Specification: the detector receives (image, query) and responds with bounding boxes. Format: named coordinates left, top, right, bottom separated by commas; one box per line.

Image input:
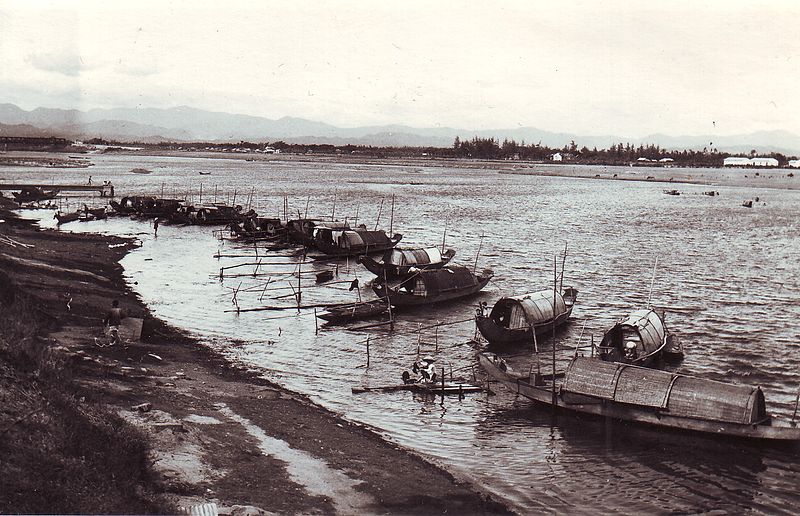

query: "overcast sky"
left=1, top=0, right=798, bottom=137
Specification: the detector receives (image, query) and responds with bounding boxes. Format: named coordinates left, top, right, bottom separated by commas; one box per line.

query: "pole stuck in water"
left=552, top=253, right=557, bottom=404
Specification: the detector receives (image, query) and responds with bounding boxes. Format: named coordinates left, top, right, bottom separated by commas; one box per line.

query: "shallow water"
left=9, top=154, right=800, bottom=513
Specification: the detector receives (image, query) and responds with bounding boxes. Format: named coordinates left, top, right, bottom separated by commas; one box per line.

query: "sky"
left=1, top=0, right=799, bottom=137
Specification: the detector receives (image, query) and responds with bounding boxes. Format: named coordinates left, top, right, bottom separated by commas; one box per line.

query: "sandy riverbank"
left=98, top=148, right=800, bottom=191
left=0, top=199, right=509, bottom=515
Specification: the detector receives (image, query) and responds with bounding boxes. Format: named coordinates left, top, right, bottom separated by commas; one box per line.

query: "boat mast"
left=559, top=242, right=568, bottom=292
left=473, top=233, right=484, bottom=273
left=646, top=257, right=659, bottom=309
left=331, top=190, right=336, bottom=221
left=389, top=194, right=395, bottom=235
left=304, top=195, right=310, bottom=219
left=374, top=197, right=384, bottom=230
left=441, top=218, right=447, bottom=254
left=552, top=253, right=557, bottom=404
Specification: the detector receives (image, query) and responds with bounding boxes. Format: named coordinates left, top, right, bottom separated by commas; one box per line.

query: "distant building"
left=724, top=157, right=751, bottom=167
left=658, top=157, right=674, bottom=163
left=551, top=152, right=563, bottom=162
left=724, top=156, right=778, bottom=167
left=750, top=157, right=779, bottom=167
left=789, top=159, right=800, bottom=168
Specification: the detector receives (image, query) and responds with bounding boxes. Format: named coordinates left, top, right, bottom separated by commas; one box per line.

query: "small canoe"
left=317, top=299, right=389, bottom=324
left=352, top=382, right=483, bottom=395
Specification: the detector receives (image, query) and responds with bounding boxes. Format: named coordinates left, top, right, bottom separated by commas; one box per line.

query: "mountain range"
left=1, top=103, right=798, bottom=155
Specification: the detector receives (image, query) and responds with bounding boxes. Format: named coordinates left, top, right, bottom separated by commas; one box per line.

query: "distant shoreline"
left=4, top=149, right=799, bottom=191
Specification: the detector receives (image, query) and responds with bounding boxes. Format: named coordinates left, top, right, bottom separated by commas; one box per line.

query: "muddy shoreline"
left=0, top=198, right=510, bottom=514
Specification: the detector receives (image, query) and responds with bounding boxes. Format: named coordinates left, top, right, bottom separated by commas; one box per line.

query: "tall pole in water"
left=552, top=253, right=557, bottom=404
left=389, top=194, right=395, bottom=235
left=199, top=183, right=203, bottom=204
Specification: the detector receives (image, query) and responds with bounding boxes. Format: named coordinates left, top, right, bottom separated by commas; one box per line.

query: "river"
left=9, top=153, right=800, bottom=513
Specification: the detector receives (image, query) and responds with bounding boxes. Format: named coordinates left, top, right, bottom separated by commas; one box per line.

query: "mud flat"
left=0, top=197, right=509, bottom=515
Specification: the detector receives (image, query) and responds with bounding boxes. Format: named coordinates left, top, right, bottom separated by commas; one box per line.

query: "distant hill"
left=0, top=103, right=798, bottom=155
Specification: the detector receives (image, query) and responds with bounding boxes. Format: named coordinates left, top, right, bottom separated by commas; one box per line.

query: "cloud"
left=26, top=52, right=89, bottom=77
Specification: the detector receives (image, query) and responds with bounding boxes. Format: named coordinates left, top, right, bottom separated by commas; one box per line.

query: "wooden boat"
left=110, top=196, right=182, bottom=217
left=228, top=217, right=285, bottom=241
left=198, top=171, right=212, bottom=175
left=742, top=199, right=754, bottom=208
left=480, top=353, right=800, bottom=441
left=54, top=211, right=80, bottom=225
left=13, top=187, right=60, bottom=203
left=171, top=203, right=242, bottom=225
left=313, top=226, right=402, bottom=257
left=663, top=189, right=680, bottom=196
left=372, top=265, right=493, bottom=307
left=79, top=207, right=107, bottom=222
left=357, top=247, right=456, bottom=279
left=130, top=168, right=152, bottom=174
left=286, top=219, right=349, bottom=247
left=55, top=207, right=106, bottom=224
left=317, top=299, right=390, bottom=324
left=475, top=287, right=578, bottom=346
left=352, top=382, right=483, bottom=395
left=597, top=308, right=675, bottom=367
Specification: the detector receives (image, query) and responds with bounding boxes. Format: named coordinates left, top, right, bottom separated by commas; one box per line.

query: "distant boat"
left=475, top=287, right=578, bottom=347
left=130, top=168, right=152, bottom=174
left=742, top=199, right=754, bottom=208
left=663, top=189, right=680, bottom=196
left=372, top=265, right=493, bottom=307
left=357, top=247, right=456, bottom=279
left=198, top=171, right=212, bottom=175
left=480, top=353, right=800, bottom=441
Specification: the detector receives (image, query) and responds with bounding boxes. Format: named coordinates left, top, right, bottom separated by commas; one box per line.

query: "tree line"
left=85, top=137, right=797, bottom=166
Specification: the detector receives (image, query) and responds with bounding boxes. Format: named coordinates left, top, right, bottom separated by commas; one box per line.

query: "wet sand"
left=0, top=197, right=509, bottom=514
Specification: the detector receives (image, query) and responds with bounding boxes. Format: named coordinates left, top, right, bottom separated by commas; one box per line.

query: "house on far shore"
left=658, top=157, right=674, bottom=163
left=788, top=159, right=800, bottom=168
left=551, top=152, right=563, bottom=162
left=724, top=157, right=752, bottom=167
left=751, top=157, right=779, bottom=167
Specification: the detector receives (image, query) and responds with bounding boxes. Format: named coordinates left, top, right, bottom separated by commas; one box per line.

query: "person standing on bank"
left=153, top=217, right=160, bottom=237
left=103, top=299, right=125, bottom=345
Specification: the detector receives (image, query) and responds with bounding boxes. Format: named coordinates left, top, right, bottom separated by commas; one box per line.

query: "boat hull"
left=479, top=354, right=800, bottom=441
left=373, top=276, right=491, bottom=307
left=476, top=305, right=574, bottom=346
left=357, top=249, right=454, bottom=279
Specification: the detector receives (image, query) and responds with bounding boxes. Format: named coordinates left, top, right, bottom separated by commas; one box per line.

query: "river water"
left=9, top=154, right=800, bottom=513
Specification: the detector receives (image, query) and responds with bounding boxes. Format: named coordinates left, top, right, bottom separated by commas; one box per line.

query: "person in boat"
left=624, top=340, right=638, bottom=361
left=476, top=301, right=488, bottom=317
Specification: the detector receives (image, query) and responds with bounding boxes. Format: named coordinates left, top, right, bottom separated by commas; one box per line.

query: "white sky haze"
left=1, top=0, right=798, bottom=137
